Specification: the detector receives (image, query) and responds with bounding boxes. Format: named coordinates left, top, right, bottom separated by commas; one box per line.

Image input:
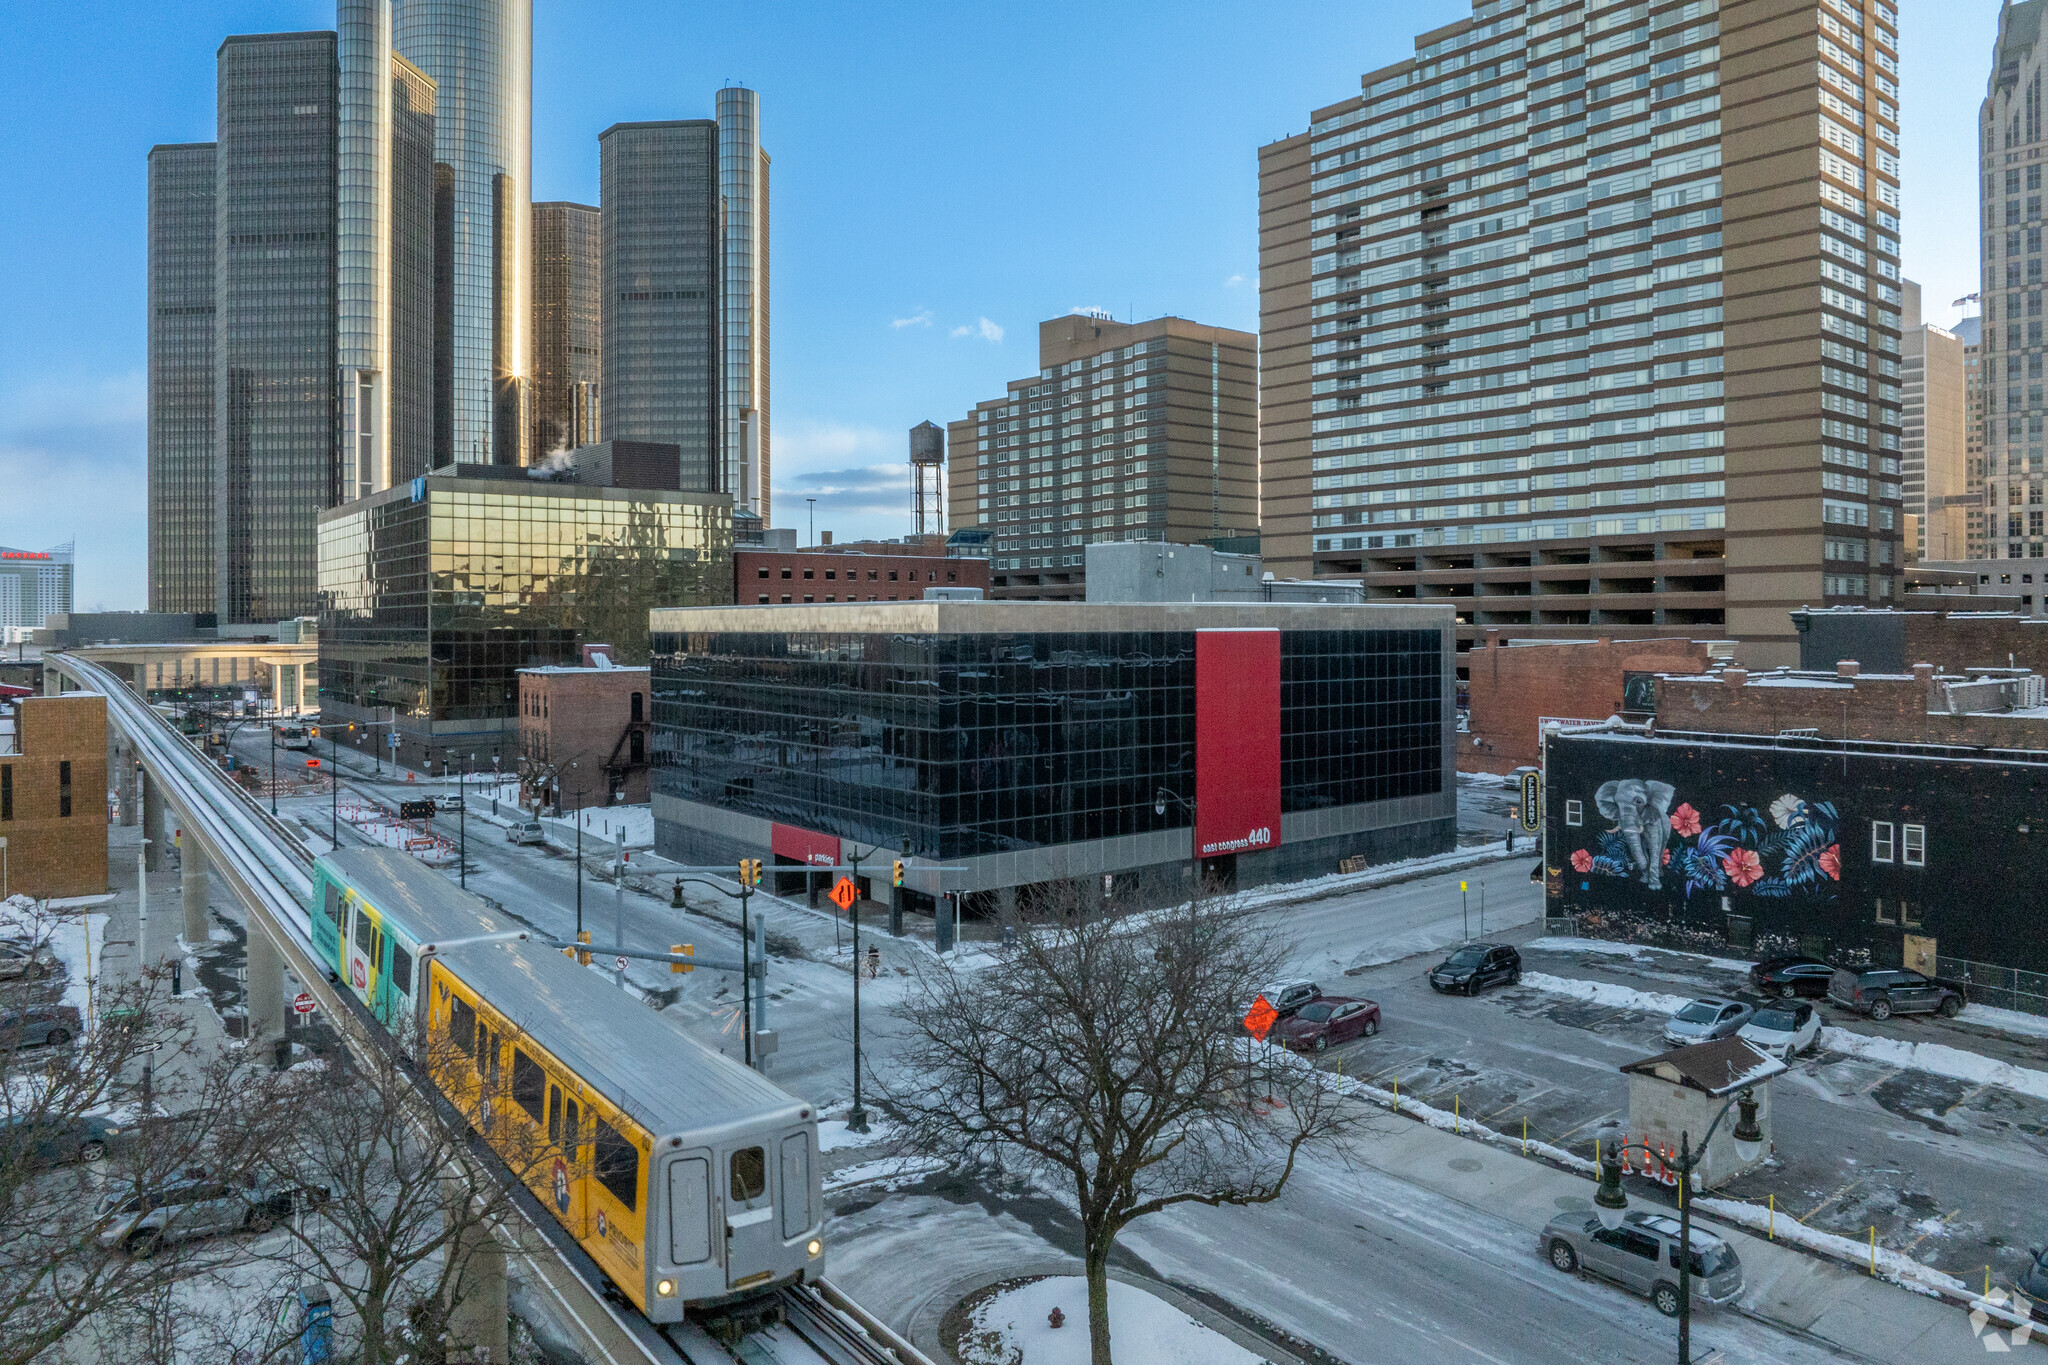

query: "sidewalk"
left=1352, top=1096, right=2026, bottom=1361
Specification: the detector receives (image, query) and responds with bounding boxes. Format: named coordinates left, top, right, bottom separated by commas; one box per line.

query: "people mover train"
left=303, top=847, right=823, bottom=1326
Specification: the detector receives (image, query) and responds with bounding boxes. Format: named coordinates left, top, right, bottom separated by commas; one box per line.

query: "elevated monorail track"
left=47, top=654, right=924, bottom=1365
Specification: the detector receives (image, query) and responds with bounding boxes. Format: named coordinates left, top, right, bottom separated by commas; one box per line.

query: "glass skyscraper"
left=395, top=0, right=532, bottom=468
left=531, top=200, right=602, bottom=456
left=215, top=32, right=339, bottom=624
left=147, top=142, right=218, bottom=615
left=717, top=87, right=769, bottom=520
left=600, top=121, right=722, bottom=491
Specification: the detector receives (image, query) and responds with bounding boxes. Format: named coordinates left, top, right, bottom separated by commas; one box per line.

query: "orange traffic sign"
left=830, top=876, right=858, bottom=911
left=1244, top=994, right=1278, bottom=1042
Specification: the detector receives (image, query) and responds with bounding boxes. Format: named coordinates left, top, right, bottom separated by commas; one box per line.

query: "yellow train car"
left=309, top=848, right=824, bottom=1323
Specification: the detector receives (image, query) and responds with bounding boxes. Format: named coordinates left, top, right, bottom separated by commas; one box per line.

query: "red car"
left=1273, top=996, right=1380, bottom=1052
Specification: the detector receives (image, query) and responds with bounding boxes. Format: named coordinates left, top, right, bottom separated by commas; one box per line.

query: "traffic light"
left=752, top=858, right=764, bottom=885
left=309, top=727, right=320, bottom=738
left=738, top=858, right=762, bottom=886
left=575, top=930, right=592, bottom=966
left=892, top=859, right=905, bottom=887
left=670, top=944, right=695, bottom=974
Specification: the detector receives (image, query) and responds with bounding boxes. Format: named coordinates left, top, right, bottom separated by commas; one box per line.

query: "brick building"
left=1463, top=634, right=1732, bottom=775
left=1793, top=605, right=2048, bottom=674
left=516, top=654, right=652, bottom=812
left=1653, top=660, right=2048, bottom=750
left=0, top=692, right=109, bottom=898
left=735, top=545, right=989, bottom=605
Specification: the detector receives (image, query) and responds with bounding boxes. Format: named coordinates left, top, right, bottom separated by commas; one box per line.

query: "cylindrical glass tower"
left=397, top=0, right=531, bottom=466
left=718, top=86, right=768, bottom=516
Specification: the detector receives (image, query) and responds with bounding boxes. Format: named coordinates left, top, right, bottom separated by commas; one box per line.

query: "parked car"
left=98, top=1174, right=327, bottom=1258
left=506, top=819, right=547, bottom=846
left=1541, top=1209, right=1743, bottom=1316
left=1747, top=955, right=1835, bottom=999
left=435, top=793, right=465, bottom=812
left=1828, top=966, right=1964, bottom=1021
left=2021, top=1244, right=2048, bottom=1321
left=2, top=1112, right=128, bottom=1168
left=1252, top=981, right=1323, bottom=1020
left=1428, top=943, right=1521, bottom=995
left=0, top=939, right=58, bottom=981
left=1661, top=997, right=1755, bottom=1048
left=1274, top=997, right=1381, bottom=1052
left=1737, top=1000, right=1821, bottom=1059
left=0, top=1004, right=81, bottom=1050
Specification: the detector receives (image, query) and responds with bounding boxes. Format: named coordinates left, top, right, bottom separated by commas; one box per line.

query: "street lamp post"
left=460, top=754, right=472, bottom=889
left=844, top=841, right=880, bottom=1133
left=269, top=714, right=278, bottom=816
left=1593, top=1089, right=1764, bottom=1365
left=1154, top=787, right=1199, bottom=894
left=571, top=783, right=587, bottom=938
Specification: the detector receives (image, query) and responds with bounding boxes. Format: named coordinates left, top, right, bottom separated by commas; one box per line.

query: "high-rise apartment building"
left=1901, top=281, right=1969, bottom=562
left=215, top=32, right=339, bottom=624
left=717, top=87, right=770, bottom=520
left=337, top=0, right=438, bottom=501
left=946, top=314, right=1258, bottom=601
left=1262, top=0, right=1904, bottom=662
left=146, top=143, right=218, bottom=615
left=600, top=121, right=722, bottom=491
left=532, top=201, right=602, bottom=456
left=395, top=0, right=531, bottom=467
left=1960, top=314, right=1988, bottom=556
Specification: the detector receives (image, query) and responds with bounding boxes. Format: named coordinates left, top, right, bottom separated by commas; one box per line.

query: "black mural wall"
left=1543, top=733, right=2048, bottom=982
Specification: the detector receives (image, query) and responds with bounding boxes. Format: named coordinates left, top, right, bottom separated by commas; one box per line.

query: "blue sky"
left=0, top=0, right=2002, bottom=610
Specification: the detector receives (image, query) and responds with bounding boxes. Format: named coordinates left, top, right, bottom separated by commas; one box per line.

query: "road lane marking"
left=1550, top=1108, right=1621, bottom=1146
left=1800, top=1174, right=1869, bottom=1223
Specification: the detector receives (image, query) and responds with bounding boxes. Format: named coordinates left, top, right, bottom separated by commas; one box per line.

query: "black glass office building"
left=215, top=32, right=339, bottom=625
left=318, top=466, right=732, bottom=769
left=600, top=121, right=722, bottom=491
left=147, top=142, right=219, bottom=616
left=648, top=602, right=1456, bottom=904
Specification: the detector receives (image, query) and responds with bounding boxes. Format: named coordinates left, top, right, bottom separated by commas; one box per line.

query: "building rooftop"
left=651, top=600, right=1457, bottom=635
left=1620, top=1036, right=1786, bottom=1096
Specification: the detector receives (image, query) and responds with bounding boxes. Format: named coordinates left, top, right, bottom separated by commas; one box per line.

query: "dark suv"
left=1429, top=943, right=1522, bottom=995
left=1828, top=966, right=1963, bottom=1021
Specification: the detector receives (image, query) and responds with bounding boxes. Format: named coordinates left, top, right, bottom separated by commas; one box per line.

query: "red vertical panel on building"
left=1195, top=629, right=1281, bottom=859
left=771, top=822, right=840, bottom=866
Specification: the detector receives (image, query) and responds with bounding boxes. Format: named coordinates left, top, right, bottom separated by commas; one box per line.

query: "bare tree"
left=885, top=886, right=1360, bottom=1365
left=0, top=956, right=243, bottom=1365
left=230, top=1018, right=555, bottom=1365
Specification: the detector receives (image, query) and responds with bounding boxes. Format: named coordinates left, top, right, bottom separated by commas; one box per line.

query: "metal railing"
left=1937, top=955, right=2048, bottom=1018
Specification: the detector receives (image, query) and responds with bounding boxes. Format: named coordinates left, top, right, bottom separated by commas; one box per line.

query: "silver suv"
left=1540, top=1209, right=1743, bottom=1317
left=97, top=1174, right=323, bottom=1258
left=506, top=818, right=547, bottom=846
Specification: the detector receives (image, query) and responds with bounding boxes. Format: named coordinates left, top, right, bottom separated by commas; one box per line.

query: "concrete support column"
left=443, top=1179, right=509, bottom=1365
left=117, top=747, right=138, bottom=828
left=245, top=919, right=286, bottom=1064
left=141, top=770, right=164, bottom=873
left=181, top=839, right=210, bottom=947
left=996, top=885, right=1019, bottom=918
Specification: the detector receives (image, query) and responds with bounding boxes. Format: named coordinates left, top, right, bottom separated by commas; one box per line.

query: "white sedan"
left=1737, top=999, right=1822, bottom=1059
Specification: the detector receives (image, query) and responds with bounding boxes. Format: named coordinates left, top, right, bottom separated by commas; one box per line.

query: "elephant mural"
left=1595, top=778, right=1676, bottom=890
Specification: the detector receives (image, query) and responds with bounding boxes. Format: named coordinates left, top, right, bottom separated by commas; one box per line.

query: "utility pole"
left=740, top=865, right=753, bottom=1067
left=847, top=843, right=873, bottom=1133
left=612, top=827, right=626, bottom=989
left=269, top=714, right=278, bottom=816
left=573, top=788, right=586, bottom=937
left=460, top=754, right=471, bottom=889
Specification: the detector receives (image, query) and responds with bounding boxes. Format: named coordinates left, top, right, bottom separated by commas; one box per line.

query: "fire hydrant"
left=1047, top=1307, right=1065, bottom=1329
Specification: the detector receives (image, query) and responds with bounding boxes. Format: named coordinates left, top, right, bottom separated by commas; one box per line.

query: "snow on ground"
left=822, top=1155, right=948, bottom=1193
left=1519, top=970, right=1696, bottom=1016
left=958, top=1276, right=1262, bottom=1365
left=1230, top=839, right=1525, bottom=913
left=1524, top=936, right=1755, bottom=975
left=1958, top=1003, right=2048, bottom=1040
left=818, top=1117, right=898, bottom=1152
left=544, top=804, right=652, bottom=850
left=1, top=894, right=108, bottom=1023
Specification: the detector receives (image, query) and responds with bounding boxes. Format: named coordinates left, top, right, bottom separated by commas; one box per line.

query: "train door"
left=723, top=1145, right=774, bottom=1289
left=344, top=904, right=380, bottom=1007
left=665, top=1153, right=713, bottom=1269
left=382, top=930, right=417, bottom=1030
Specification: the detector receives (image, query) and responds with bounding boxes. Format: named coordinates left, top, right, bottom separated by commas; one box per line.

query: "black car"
left=1429, top=943, right=1521, bottom=995
left=1748, top=956, right=1835, bottom=999
left=1827, top=966, right=1964, bottom=1021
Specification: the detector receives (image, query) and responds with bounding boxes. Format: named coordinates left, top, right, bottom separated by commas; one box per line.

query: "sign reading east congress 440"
left=1194, top=629, right=1282, bottom=860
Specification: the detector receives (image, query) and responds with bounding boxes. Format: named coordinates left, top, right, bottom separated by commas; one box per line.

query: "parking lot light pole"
left=460, top=754, right=471, bottom=889
left=572, top=785, right=587, bottom=937
left=1593, top=1089, right=1763, bottom=1365
left=845, top=842, right=878, bottom=1134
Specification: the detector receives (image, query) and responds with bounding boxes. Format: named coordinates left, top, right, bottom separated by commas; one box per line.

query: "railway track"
left=50, top=654, right=922, bottom=1365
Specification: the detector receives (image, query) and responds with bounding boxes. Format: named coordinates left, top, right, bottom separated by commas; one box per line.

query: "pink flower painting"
left=1818, top=844, right=1841, bottom=880
left=1721, top=848, right=1764, bottom=888
left=1669, top=803, right=1702, bottom=837
left=1571, top=849, right=1594, bottom=874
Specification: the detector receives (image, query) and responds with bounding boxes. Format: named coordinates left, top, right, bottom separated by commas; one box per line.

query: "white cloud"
left=949, top=316, right=1004, bottom=342
left=890, top=308, right=934, bottom=329
left=1223, top=273, right=1246, bottom=288
left=0, top=371, right=148, bottom=611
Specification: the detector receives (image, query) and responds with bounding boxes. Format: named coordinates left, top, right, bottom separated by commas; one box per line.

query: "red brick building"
left=1463, top=633, right=1732, bottom=774
left=0, top=692, right=108, bottom=898
left=516, top=658, right=651, bottom=812
left=735, top=545, right=989, bottom=605
left=1653, top=660, right=2048, bottom=749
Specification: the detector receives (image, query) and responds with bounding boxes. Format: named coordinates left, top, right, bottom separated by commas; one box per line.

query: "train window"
left=729, top=1147, right=766, bottom=1202
left=594, top=1119, right=639, bottom=1210
left=449, top=997, right=477, bottom=1059
left=667, top=1158, right=710, bottom=1264
left=511, top=1050, right=545, bottom=1122
left=480, top=1028, right=499, bottom=1081
left=547, top=1087, right=562, bottom=1143
left=780, top=1135, right=811, bottom=1238
left=322, top=885, right=342, bottom=931
left=564, top=1099, right=580, bottom=1153
left=390, top=945, right=412, bottom=996
left=353, top=907, right=373, bottom=952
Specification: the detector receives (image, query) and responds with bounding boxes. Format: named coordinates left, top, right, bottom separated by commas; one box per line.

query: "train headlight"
left=656, top=1278, right=677, bottom=1297
left=807, top=1238, right=823, bottom=1259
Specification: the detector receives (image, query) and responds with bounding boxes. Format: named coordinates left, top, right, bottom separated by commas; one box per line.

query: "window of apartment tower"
left=803, top=569, right=813, bottom=579
left=868, top=571, right=878, bottom=581
left=630, top=692, right=643, bottom=723
left=781, top=568, right=792, bottom=579
left=758, top=567, right=769, bottom=578
left=889, top=571, right=899, bottom=581
left=58, top=761, right=71, bottom=818
left=825, top=570, right=836, bottom=580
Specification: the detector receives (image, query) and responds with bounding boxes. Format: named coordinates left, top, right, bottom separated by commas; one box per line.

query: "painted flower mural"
left=1572, top=786, right=1841, bottom=902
